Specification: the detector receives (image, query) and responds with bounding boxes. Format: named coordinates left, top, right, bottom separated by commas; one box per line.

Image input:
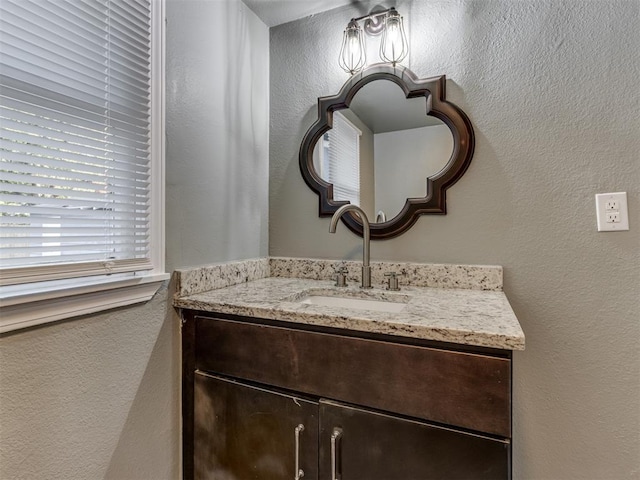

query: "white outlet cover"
left=596, top=192, right=630, bottom=232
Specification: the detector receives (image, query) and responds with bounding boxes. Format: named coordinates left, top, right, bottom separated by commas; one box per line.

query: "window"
left=320, top=112, right=361, bottom=205
left=0, top=0, right=167, bottom=332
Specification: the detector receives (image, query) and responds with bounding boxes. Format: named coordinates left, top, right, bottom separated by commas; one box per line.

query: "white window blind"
left=0, top=0, right=154, bottom=286
left=322, top=111, right=361, bottom=205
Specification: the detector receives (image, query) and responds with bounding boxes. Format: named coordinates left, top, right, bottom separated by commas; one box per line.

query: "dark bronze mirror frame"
left=299, top=64, right=475, bottom=239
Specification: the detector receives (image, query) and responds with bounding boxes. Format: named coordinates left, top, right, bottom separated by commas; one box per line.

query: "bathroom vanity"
left=174, top=57, right=512, bottom=480
left=175, top=258, right=524, bottom=480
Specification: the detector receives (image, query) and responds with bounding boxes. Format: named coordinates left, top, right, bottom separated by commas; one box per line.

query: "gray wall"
left=166, top=0, right=269, bottom=271
left=374, top=124, right=453, bottom=218
left=0, top=286, right=180, bottom=480
left=0, top=1, right=270, bottom=478
left=270, top=1, right=639, bottom=478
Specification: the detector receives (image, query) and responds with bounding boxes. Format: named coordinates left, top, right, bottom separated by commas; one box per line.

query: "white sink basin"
left=299, top=294, right=407, bottom=313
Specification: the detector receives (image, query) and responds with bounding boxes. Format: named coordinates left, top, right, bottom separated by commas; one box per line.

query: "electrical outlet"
left=606, top=212, right=620, bottom=223
left=596, top=192, right=629, bottom=231
left=605, top=199, right=619, bottom=211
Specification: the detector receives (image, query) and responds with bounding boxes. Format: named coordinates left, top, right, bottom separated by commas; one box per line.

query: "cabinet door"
left=319, top=400, right=509, bottom=480
left=194, top=372, right=319, bottom=480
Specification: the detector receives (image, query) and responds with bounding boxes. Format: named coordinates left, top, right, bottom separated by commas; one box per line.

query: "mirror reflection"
left=313, top=80, right=453, bottom=222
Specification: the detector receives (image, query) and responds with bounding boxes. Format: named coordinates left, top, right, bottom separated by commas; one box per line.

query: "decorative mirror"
left=299, top=64, right=475, bottom=239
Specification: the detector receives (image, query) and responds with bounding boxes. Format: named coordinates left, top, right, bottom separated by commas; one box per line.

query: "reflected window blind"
left=0, top=0, right=153, bottom=286
left=323, top=112, right=361, bottom=205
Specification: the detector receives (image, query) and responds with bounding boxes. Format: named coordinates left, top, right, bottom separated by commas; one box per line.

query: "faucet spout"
left=329, top=204, right=372, bottom=289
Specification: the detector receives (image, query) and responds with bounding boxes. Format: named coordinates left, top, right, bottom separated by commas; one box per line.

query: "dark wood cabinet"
left=194, top=373, right=318, bottom=480
left=318, top=400, right=509, bottom=480
left=182, top=312, right=513, bottom=480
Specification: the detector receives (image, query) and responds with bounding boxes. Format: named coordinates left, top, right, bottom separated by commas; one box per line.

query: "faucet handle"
left=335, top=267, right=348, bottom=287
left=384, top=272, right=400, bottom=291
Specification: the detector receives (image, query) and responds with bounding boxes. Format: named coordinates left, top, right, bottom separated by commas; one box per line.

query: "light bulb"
left=339, top=20, right=366, bottom=74
left=387, top=21, right=400, bottom=43
left=380, top=8, right=408, bottom=65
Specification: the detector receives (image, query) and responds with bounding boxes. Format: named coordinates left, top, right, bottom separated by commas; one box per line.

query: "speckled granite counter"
left=174, top=257, right=525, bottom=350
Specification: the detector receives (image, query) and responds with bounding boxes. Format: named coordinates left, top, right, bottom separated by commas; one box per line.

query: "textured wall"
left=166, top=0, right=270, bottom=271
left=270, top=1, right=640, bottom=478
left=0, top=285, right=181, bottom=480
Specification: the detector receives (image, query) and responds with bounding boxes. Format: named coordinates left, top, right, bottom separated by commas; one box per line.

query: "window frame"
left=0, top=0, right=168, bottom=333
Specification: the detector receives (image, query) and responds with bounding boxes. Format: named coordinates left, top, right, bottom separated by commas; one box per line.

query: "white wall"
left=0, top=1, right=270, bottom=478
left=269, top=1, right=640, bottom=478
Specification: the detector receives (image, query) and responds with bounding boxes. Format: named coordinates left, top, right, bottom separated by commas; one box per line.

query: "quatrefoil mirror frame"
left=299, top=64, right=475, bottom=239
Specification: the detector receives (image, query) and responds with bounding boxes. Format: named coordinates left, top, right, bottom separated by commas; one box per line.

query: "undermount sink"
left=299, top=294, right=408, bottom=313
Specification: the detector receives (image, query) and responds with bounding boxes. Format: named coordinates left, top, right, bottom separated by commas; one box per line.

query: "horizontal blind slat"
left=0, top=203, right=148, bottom=220
left=1, top=126, right=149, bottom=162
left=1, top=35, right=151, bottom=101
left=0, top=115, right=150, bottom=157
left=109, top=17, right=150, bottom=55
left=0, top=162, right=149, bottom=191
left=0, top=63, right=151, bottom=121
left=1, top=27, right=108, bottom=73
left=1, top=123, right=150, bottom=164
left=0, top=105, right=150, bottom=152
left=0, top=170, right=149, bottom=196
left=0, top=176, right=146, bottom=202
left=2, top=233, right=149, bottom=246
left=0, top=258, right=153, bottom=285
left=0, top=85, right=149, bottom=138
left=1, top=225, right=148, bottom=235
left=0, top=4, right=109, bottom=51
left=2, top=240, right=149, bottom=252
left=1, top=83, right=150, bottom=136
left=1, top=148, right=151, bottom=179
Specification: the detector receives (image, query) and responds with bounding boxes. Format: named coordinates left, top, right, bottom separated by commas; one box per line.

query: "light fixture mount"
left=362, top=8, right=388, bottom=35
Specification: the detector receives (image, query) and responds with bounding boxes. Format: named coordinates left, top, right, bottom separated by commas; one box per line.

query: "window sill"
left=0, top=273, right=170, bottom=334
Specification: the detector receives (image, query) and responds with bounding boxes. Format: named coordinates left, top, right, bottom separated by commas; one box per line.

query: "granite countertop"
left=174, top=259, right=525, bottom=351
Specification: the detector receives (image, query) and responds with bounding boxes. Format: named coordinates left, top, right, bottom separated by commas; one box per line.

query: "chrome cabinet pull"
left=330, top=427, right=342, bottom=480
left=294, top=424, right=305, bottom=479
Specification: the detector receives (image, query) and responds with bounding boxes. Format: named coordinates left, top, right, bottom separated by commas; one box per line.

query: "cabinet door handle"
left=294, top=423, right=305, bottom=480
left=330, top=427, right=342, bottom=480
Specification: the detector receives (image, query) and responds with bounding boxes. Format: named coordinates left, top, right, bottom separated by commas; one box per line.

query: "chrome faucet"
left=329, top=204, right=372, bottom=289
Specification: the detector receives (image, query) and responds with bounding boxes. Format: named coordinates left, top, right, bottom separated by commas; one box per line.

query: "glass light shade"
left=380, top=9, right=408, bottom=65
left=339, top=20, right=366, bottom=74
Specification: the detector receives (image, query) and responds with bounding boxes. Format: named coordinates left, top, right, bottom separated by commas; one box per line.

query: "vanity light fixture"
left=338, top=7, right=409, bottom=75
